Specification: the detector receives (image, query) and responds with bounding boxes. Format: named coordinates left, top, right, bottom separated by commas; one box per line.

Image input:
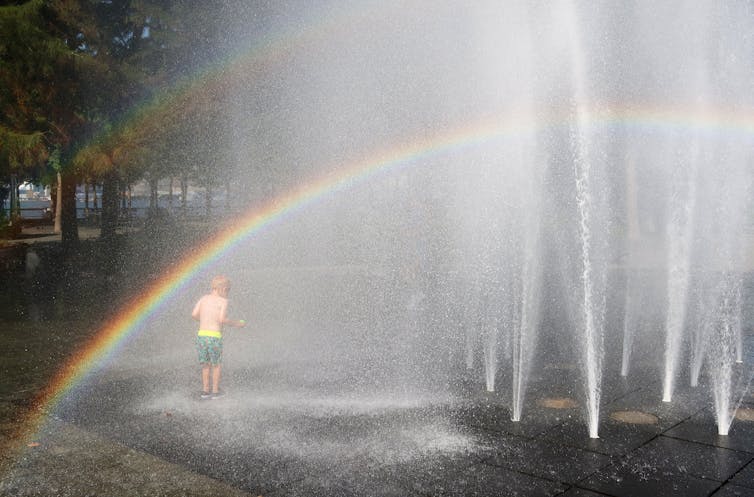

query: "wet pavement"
left=1, top=341, right=752, bottom=497
left=0, top=231, right=753, bottom=496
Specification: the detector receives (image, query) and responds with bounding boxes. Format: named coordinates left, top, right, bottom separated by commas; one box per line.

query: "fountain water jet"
left=560, top=0, right=608, bottom=439
left=662, top=157, right=698, bottom=402
left=620, top=158, right=641, bottom=378
left=218, top=0, right=754, bottom=440
left=510, top=181, right=544, bottom=421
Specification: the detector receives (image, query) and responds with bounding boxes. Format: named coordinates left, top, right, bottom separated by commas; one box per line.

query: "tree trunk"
left=149, top=177, right=158, bottom=215
left=91, top=181, right=98, bottom=212
left=205, top=184, right=212, bottom=217
left=60, top=173, right=79, bottom=251
left=181, top=174, right=188, bottom=215
left=54, top=171, right=63, bottom=233
left=168, top=177, right=174, bottom=211
left=9, top=174, right=19, bottom=218
left=0, top=185, right=8, bottom=219
left=100, top=173, right=119, bottom=240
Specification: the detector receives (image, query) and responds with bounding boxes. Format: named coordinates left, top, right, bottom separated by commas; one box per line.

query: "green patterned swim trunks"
left=196, top=335, right=223, bottom=365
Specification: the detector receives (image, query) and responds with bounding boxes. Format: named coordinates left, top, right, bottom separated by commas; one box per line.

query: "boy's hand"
left=238, top=319, right=247, bottom=328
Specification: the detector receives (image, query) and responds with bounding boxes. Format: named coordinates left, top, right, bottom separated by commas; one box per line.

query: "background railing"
left=13, top=206, right=217, bottom=224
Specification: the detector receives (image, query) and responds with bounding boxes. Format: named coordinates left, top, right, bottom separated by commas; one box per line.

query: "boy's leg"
left=211, top=364, right=222, bottom=393
left=197, top=336, right=212, bottom=395
left=201, top=364, right=211, bottom=393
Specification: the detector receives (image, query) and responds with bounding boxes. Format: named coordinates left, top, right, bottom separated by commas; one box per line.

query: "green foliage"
left=0, top=1, right=84, bottom=170
left=47, top=145, right=61, bottom=172
left=1, top=0, right=247, bottom=208
left=0, top=126, right=47, bottom=175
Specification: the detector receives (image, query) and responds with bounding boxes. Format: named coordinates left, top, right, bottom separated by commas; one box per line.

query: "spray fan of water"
left=110, top=0, right=754, bottom=443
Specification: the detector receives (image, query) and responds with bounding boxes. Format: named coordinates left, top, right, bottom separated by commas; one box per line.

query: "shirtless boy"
left=192, top=275, right=246, bottom=399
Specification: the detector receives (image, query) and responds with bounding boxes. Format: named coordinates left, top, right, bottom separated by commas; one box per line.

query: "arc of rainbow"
left=17, top=105, right=754, bottom=446
left=85, top=1, right=389, bottom=156
left=17, top=115, right=519, bottom=443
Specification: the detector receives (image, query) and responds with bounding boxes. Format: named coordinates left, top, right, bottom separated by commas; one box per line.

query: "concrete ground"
left=0, top=315, right=260, bottom=497
left=5, top=222, right=136, bottom=246
left=1, top=329, right=752, bottom=496
left=0, top=226, right=753, bottom=496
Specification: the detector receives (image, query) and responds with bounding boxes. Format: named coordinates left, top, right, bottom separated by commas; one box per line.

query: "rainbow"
left=26, top=105, right=754, bottom=428
left=7, top=0, right=754, bottom=460
left=85, top=1, right=390, bottom=156
left=15, top=115, right=509, bottom=443
left=8, top=105, right=754, bottom=451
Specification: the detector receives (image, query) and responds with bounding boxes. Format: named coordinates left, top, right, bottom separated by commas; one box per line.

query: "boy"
left=192, top=275, right=246, bottom=399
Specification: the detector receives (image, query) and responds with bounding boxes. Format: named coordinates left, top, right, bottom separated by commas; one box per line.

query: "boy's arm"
left=191, top=298, right=202, bottom=321
left=219, top=299, right=246, bottom=328
left=224, top=318, right=247, bottom=328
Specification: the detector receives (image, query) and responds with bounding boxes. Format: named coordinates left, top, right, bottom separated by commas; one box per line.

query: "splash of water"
left=560, top=0, right=605, bottom=439
left=662, top=157, right=698, bottom=402
left=620, top=159, right=641, bottom=377
left=482, top=324, right=499, bottom=392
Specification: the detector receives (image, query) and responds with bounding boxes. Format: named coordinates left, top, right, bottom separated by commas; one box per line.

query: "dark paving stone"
left=219, top=454, right=311, bottom=495
left=579, top=463, right=721, bottom=497
left=474, top=431, right=612, bottom=483
left=541, top=415, right=659, bottom=456
left=277, top=473, right=415, bottom=497
left=664, top=408, right=754, bottom=454
left=628, top=436, right=752, bottom=481
left=408, top=461, right=567, bottom=497
left=577, top=435, right=752, bottom=497
left=730, top=460, right=754, bottom=489
left=295, top=455, right=434, bottom=497
left=449, top=398, right=573, bottom=439
left=381, top=453, right=478, bottom=494
left=597, top=368, right=663, bottom=406
left=603, top=381, right=710, bottom=431
left=710, top=483, right=754, bottom=497
left=557, top=488, right=614, bottom=497
left=335, top=469, right=423, bottom=497
left=39, top=356, right=754, bottom=497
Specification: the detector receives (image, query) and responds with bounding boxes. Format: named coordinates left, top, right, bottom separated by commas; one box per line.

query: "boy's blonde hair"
left=211, top=275, right=230, bottom=291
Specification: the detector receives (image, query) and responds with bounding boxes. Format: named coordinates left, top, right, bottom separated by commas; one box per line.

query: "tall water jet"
left=558, top=0, right=607, bottom=439
left=467, top=1, right=545, bottom=420
left=507, top=142, right=545, bottom=421
left=481, top=267, right=508, bottom=392
left=689, top=284, right=712, bottom=388
left=482, top=324, right=499, bottom=393
left=510, top=198, right=543, bottom=421
left=620, top=157, right=641, bottom=377
left=212, top=0, right=754, bottom=442
left=711, top=282, right=740, bottom=436
left=455, top=197, right=508, bottom=392
left=659, top=5, right=729, bottom=403
left=702, top=159, right=749, bottom=434
left=571, top=147, right=606, bottom=439
left=620, top=273, right=639, bottom=378
left=662, top=152, right=698, bottom=402
left=734, top=294, right=743, bottom=364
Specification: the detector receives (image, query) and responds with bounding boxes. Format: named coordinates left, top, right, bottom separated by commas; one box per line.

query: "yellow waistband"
left=198, top=329, right=222, bottom=338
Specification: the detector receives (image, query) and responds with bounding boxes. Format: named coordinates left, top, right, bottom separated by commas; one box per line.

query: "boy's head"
left=211, top=275, right=230, bottom=295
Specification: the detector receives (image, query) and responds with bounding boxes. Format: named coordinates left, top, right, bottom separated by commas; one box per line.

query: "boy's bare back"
left=192, top=293, right=228, bottom=332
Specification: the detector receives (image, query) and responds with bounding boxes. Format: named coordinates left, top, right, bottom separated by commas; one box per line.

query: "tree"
left=70, top=0, right=238, bottom=228
left=3, top=0, right=250, bottom=242
left=0, top=1, right=107, bottom=247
